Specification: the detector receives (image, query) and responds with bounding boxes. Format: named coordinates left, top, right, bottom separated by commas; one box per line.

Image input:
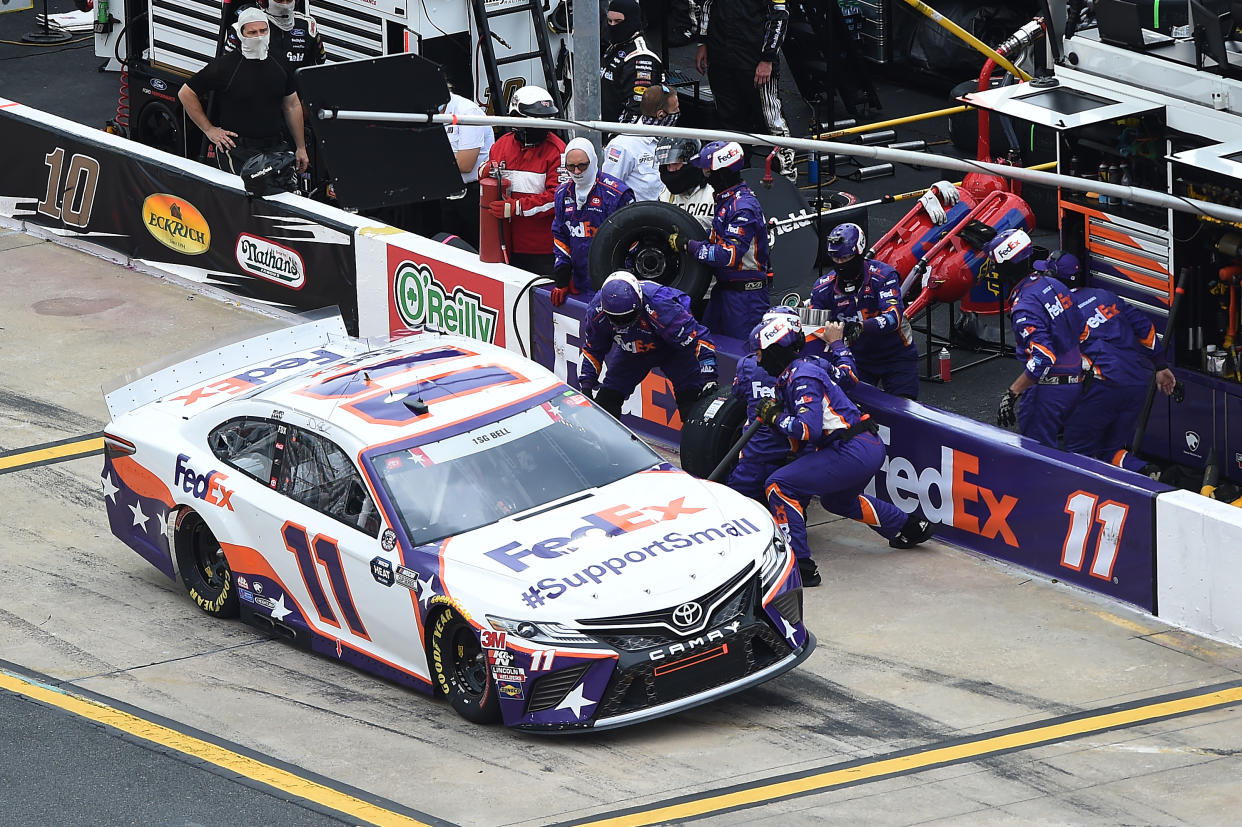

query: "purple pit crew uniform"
left=727, top=350, right=790, bottom=502
left=1007, top=273, right=1087, bottom=447
left=1064, top=286, right=1166, bottom=471
left=551, top=173, right=635, bottom=298
left=688, top=182, right=770, bottom=339
left=764, top=342, right=907, bottom=560
left=809, top=259, right=919, bottom=399
left=579, top=282, right=717, bottom=406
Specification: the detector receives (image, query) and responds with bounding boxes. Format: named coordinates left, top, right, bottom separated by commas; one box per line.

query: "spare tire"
left=588, top=201, right=712, bottom=300
left=679, top=385, right=748, bottom=479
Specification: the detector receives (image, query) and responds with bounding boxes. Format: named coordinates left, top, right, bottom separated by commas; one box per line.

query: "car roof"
left=250, top=334, right=564, bottom=451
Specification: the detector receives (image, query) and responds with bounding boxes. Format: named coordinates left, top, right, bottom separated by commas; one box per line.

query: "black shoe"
left=889, top=514, right=934, bottom=549
left=797, top=557, right=821, bottom=587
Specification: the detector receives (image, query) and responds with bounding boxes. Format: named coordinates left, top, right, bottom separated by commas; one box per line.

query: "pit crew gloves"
left=919, top=189, right=948, bottom=225
left=996, top=389, right=1018, bottom=427
left=488, top=199, right=522, bottom=219
left=551, top=264, right=575, bottom=306
left=757, top=397, right=783, bottom=426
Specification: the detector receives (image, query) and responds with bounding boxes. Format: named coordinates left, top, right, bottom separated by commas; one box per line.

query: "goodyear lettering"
left=174, top=454, right=235, bottom=511
left=873, top=425, right=1018, bottom=547
left=487, top=498, right=707, bottom=572
left=393, top=261, right=498, bottom=343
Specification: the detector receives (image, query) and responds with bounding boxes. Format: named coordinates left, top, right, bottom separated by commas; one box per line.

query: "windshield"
left=372, top=391, right=662, bottom=547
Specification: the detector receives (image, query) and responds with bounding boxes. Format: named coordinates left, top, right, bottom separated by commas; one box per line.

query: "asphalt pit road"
left=33, top=296, right=124, bottom=316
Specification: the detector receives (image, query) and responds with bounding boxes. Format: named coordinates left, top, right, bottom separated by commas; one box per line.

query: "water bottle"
left=1120, top=161, right=1132, bottom=206
left=1107, top=164, right=1121, bottom=206
left=938, top=347, right=951, bottom=382
left=1098, top=163, right=1109, bottom=204
left=808, top=154, right=819, bottom=185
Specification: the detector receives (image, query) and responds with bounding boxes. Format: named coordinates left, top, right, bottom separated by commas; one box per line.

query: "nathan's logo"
left=235, top=233, right=305, bottom=287
left=872, top=425, right=1018, bottom=547
left=393, top=261, right=498, bottom=342
left=142, top=194, right=210, bottom=255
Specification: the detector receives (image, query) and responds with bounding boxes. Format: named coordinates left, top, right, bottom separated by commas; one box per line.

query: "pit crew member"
left=656, top=137, right=715, bottom=228
left=990, top=229, right=1088, bottom=447
left=223, top=0, right=325, bottom=76
left=551, top=138, right=636, bottom=305
left=755, top=314, right=933, bottom=586
left=808, top=222, right=919, bottom=400
left=178, top=7, right=308, bottom=174
left=600, top=84, right=678, bottom=202
left=601, top=0, right=666, bottom=123
left=670, top=140, right=770, bottom=339
left=480, top=86, right=566, bottom=275
left=579, top=271, right=718, bottom=420
left=1062, top=262, right=1177, bottom=474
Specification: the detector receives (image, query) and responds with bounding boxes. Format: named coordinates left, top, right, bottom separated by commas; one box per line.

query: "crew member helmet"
left=825, top=223, right=866, bottom=260
left=600, top=271, right=644, bottom=328
left=691, top=140, right=745, bottom=172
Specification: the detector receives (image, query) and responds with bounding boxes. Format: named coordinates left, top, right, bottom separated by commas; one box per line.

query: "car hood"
left=439, top=469, right=775, bottom=623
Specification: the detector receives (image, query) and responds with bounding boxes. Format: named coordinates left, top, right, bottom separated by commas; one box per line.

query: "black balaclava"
left=759, top=341, right=801, bottom=377
left=661, top=165, right=701, bottom=194
left=705, top=166, right=742, bottom=193
left=835, top=254, right=865, bottom=293
left=606, top=0, right=642, bottom=44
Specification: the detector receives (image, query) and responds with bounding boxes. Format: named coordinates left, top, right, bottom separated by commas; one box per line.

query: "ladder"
left=469, top=0, right=565, bottom=114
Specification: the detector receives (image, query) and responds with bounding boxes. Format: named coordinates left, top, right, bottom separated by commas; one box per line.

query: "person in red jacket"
left=478, top=87, right=566, bottom=274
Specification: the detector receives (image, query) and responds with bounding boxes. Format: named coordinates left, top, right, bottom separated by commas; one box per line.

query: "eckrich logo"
left=174, top=454, right=234, bottom=510
left=870, top=425, right=1018, bottom=546
left=235, top=233, right=305, bottom=287
left=393, top=260, right=498, bottom=342
left=142, top=194, right=211, bottom=255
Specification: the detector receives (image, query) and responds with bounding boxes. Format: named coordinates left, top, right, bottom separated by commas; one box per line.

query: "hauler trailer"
left=963, top=1, right=1242, bottom=488
left=94, top=0, right=569, bottom=160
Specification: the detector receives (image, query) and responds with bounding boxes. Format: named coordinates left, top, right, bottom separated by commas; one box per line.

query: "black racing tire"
left=679, top=385, right=748, bottom=479
left=429, top=607, right=500, bottom=725
left=135, top=99, right=185, bottom=158
left=588, top=201, right=712, bottom=300
left=173, top=510, right=239, bottom=618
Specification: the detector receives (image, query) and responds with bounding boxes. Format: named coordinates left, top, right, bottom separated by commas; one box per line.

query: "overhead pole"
left=569, top=0, right=602, bottom=155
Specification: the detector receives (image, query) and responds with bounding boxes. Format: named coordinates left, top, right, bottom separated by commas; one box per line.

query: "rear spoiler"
left=104, top=315, right=372, bottom=420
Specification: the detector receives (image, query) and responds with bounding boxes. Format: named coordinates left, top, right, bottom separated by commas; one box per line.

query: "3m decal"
left=480, top=630, right=507, bottom=650
left=282, top=522, right=369, bottom=639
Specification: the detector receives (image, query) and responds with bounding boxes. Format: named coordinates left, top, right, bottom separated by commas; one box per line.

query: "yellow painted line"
left=0, top=669, right=437, bottom=827
left=570, top=684, right=1242, bottom=827
left=0, top=436, right=103, bottom=472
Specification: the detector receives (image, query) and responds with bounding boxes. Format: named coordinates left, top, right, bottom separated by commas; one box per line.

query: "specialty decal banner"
left=532, top=288, right=1161, bottom=611
left=0, top=100, right=368, bottom=333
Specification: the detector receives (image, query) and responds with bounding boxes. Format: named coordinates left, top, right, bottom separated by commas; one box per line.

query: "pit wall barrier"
left=3, top=100, right=1240, bottom=647
left=0, top=97, right=381, bottom=334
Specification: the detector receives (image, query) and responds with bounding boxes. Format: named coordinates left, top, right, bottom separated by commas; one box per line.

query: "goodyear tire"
left=588, top=201, right=711, bottom=300
left=430, top=607, right=500, bottom=725
left=173, top=510, right=238, bottom=618
left=679, top=385, right=748, bottom=479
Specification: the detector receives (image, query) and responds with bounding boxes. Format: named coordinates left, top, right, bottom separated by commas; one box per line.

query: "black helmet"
left=240, top=151, right=298, bottom=196
left=654, top=137, right=701, bottom=167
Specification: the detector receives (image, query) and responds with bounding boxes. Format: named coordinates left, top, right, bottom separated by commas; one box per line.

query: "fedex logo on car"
left=175, top=454, right=234, bottom=511
left=485, top=497, right=705, bottom=572
left=870, top=425, right=1018, bottom=546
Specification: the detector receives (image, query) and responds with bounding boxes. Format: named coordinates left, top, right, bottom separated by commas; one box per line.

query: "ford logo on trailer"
left=150, top=78, right=167, bottom=91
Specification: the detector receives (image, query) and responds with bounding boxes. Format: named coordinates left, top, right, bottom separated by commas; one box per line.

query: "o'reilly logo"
left=235, top=233, right=305, bottom=287
left=393, top=260, right=498, bottom=342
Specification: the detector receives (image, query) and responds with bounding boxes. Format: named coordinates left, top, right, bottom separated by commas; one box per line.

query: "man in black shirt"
left=601, top=0, right=665, bottom=124
left=177, top=7, right=309, bottom=175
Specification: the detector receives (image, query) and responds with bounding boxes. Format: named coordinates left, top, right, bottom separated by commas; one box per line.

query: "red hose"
left=977, top=57, right=996, bottom=162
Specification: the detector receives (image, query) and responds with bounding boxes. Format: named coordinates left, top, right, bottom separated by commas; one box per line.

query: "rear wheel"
left=173, top=510, right=238, bottom=618
left=429, top=607, right=500, bottom=724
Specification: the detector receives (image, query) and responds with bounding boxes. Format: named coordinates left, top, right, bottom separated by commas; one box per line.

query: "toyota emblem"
left=671, top=601, right=703, bottom=629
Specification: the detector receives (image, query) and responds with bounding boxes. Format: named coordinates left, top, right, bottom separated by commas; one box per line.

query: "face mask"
left=514, top=127, right=548, bottom=147
left=834, top=254, right=864, bottom=292
left=660, top=164, right=700, bottom=195
left=267, top=1, right=295, bottom=31
left=240, top=32, right=270, bottom=60
left=655, top=111, right=679, bottom=127
left=706, top=168, right=740, bottom=193
left=759, top=345, right=796, bottom=377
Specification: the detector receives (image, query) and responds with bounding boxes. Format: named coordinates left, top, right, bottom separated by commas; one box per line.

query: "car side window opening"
left=279, top=427, right=381, bottom=537
left=209, top=417, right=281, bottom=482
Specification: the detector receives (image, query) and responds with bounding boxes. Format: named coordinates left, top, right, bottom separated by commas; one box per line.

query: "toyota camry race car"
left=101, top=316, right=813, bottom=731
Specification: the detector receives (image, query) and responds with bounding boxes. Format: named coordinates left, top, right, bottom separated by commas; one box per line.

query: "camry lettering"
left=649, top=620, right=741, bottom=661
left=486, top=497, right=707, bottom=572
left=174, top=454, right=234, bottom=510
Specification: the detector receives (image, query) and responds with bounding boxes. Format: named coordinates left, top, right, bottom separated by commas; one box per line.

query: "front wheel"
left=429, top=607, right=500, bottom=724
left=173, top=510, right=238, bottom=618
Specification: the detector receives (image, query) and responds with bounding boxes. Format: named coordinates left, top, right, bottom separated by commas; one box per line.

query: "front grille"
left=595, top=632, right=674, bottom=651
left=770, top=589, right=803, bottom=627
left=525, top=664, right=591, bottom=714
left=595, top=621, right=790, bottom=719
left=576, top=563, right=754, bottom=635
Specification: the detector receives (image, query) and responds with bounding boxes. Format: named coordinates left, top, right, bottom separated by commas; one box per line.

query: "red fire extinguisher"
left=479, top=173, right=512, bottom=264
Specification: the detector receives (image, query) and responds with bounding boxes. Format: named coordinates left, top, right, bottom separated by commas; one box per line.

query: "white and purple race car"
left=101, top=316, right=812, bottom=731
